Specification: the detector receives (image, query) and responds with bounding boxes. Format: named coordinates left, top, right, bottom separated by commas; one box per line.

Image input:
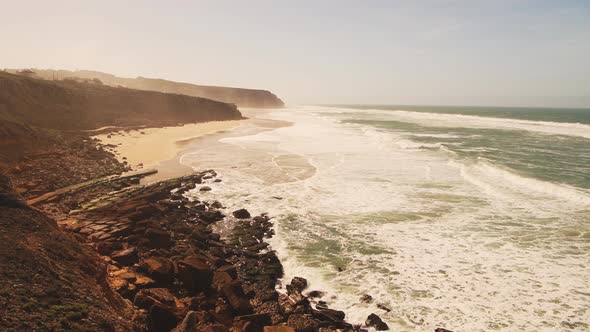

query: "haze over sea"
left=184, top=105, right=590, bottom=331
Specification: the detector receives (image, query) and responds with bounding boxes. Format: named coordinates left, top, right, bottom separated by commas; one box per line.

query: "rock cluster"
left=60, top=170, right=370, bottom=331
left=8, top=134, right=130, bottom=199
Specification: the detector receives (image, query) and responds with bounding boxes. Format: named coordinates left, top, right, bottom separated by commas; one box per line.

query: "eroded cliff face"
left=0, top=72, right=243, bottom=162
left=0, top=71, right=243, bottom=131
left=17, top=69, right=285, bottom=109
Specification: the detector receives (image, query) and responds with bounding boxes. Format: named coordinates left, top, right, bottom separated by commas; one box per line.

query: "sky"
left=1, top=0, right=590, bottom=107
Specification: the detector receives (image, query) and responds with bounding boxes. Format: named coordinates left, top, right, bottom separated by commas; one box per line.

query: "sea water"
left=183, top=105, right=590, bottom=331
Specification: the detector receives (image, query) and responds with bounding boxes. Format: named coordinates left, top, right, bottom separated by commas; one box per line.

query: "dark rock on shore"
left=360, top=294, right=373, bottom=303
left=366, top=313, right=389, bottom=330
left=232, top=208, right=252, bottom=219
left=112, top=247, right=138, bottom=266
left=289, top=277, right=308, bottom=293
left=4, top=164, right=375, bottom=331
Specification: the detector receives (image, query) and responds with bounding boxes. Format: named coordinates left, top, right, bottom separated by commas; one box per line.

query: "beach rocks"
left=220, top=281, right=253, bottom=314
left=199, top=210, right=225, bottom=223
left=366, top=313, right=389, bottom=330
left=143, top=257, right=174, bottom=280
left=112, top=247, right=138, bottom=266
left=313, top=308, right=346, bottom=325
left=47, top=170, right=361, bottom=332
left=149, top=302, right=179, bottom=332
left=360, top=294, right=373, bottom=303
left=307, top=291, right=325, bottom=299
left=377, top=303, right=391, bottom=312
left=177, top=256, right=214, bottom=293
left=288, top=277, right=308, bottom=293
left=232, top=208, right=251, bottom=219
left=145, top=228, right=172, bottom=248
left=134, top=288, right=176, bottom=309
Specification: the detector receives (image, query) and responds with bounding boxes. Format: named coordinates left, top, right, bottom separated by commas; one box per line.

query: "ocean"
left=183, top=105, right=590, bottom=331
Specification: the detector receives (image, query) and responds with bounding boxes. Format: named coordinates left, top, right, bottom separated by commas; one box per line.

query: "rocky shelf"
left=49, top=169, right=389, bottom=331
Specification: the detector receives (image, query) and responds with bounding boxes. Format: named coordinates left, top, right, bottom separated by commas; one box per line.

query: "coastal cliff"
left=0, top=71, right=242, bottom=162
left=12, top=69, right=285, bottom=109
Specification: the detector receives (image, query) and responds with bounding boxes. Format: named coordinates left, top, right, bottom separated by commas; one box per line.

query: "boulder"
left=221, top=281, right=253, bottom=314
left=95, top=241, right=114, bottom=255
left=232, top=208, right=251, bottom=219
left=365, top=313, right=389, bottom=331
left=289, top=277, right=308, bottom=293
left=377, top=303, right=391, bottom=312
left=217, top=265, right=238, bottom=279
left=199, top=186, right=212, bottom=192
left=360, top=294, right=373, bottom=303
left=211, top=201, right=224, bottom=209
left=199, top=210, right=225, bottom=223
left=149, top=302, right=179, bottom=332
left=134, top=288, right=176, bottom=309
left=145, top=228, right=172, bottom=248
left=307, top=291, right=325, bottom=299
left=112, top=247, right=138, bottom=266
left=212, top=271, right=234, bottom=291
left=177, top=256, right=214, bottom=293
left=313, top=308, right=345, bottom=324
left=143, top=257, right=174, bottom=280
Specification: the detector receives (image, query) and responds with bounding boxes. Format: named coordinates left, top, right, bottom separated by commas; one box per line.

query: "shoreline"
left=3, top=109, right=400, bottom=331
left=9, top=114, right=372, bottom=330
left=93, top=120, right=243, bottom=170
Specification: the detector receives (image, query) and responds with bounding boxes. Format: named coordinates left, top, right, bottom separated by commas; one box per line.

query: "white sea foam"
left=182, top=106, right=590, bottom=331
left=454, top=158, right=590, bottom=207
left=311, top=105, right=590, bottom=139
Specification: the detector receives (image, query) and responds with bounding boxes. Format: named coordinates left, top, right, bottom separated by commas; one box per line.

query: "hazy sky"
left=2, top=0, right=590, bottom=107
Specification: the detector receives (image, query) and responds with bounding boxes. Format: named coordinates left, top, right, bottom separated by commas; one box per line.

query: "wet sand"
left=94, top=109, right=300, bottom=183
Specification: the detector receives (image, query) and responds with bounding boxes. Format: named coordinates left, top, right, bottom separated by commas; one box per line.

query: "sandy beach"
left=93, top=120, right=242, bottom=169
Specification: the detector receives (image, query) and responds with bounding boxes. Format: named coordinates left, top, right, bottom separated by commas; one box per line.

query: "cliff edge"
left=16, top=69, right=285, bottom=109
left=0, top=71, right=243, bottom=162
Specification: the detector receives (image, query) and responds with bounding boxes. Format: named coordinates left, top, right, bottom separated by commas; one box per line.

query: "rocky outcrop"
left=38, top=168, right=363, bottom=331
left=0, top=173, right=137, bottom=331
left=13, top=68, right=285, bottom=109
left=365, top=313, right=389, bottom=331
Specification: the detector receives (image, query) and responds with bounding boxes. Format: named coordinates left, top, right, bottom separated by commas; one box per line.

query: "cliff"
left=0, top=71, right=243, bottom=162
left=14, top=68, right=285, bottom=109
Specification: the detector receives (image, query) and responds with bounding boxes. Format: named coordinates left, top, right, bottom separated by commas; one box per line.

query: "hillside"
left=0, top=71, right=243, bottom=162
left=14, top=69, right=285, bottom=108
left=0, top=174, right=137, bottom=331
